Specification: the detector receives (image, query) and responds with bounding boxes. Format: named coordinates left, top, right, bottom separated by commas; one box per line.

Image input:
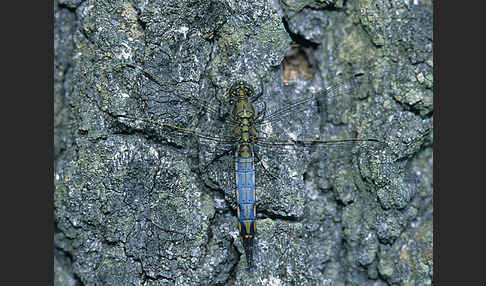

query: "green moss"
left=201, top=193, right=215, bottom=219
left=257, top=218, right=277, bottom=239
left=255, top=20, right=289, bottom=53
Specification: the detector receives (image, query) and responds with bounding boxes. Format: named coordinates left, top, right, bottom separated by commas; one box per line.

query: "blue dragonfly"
left=115, top=63, right=381, bottom=271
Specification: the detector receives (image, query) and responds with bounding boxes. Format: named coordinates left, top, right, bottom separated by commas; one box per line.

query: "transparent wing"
left=116, top=114, right=236, bottom=145
left=117, top=63, right=240, bottom=126
left=252, top=73, right=381, bottom=153
left=258, top=73, right=365, bottom=126
left=114, top=63, right=240, bottom=153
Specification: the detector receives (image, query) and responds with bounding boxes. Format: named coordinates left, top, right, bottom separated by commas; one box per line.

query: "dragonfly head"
left=229, top=80, right=255, bottom=102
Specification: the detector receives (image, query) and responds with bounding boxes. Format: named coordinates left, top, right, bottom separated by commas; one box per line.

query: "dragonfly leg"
left=200, top=147, right=233, bottom=174
left=250, top=77, right=265, bottom=102
left=255, top=101, right=267, bottom=123
left=254, top=150, right=279, bottom=180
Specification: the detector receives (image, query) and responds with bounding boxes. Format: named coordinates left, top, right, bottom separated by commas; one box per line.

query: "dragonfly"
left=114, top=63, right=382, bottom=271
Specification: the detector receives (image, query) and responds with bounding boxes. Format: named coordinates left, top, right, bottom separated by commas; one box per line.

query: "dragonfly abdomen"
left=235, top=155, right=256, bottom=269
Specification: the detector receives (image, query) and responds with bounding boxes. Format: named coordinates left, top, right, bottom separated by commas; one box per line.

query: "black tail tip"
left=245, top=251, right=253, bottom=270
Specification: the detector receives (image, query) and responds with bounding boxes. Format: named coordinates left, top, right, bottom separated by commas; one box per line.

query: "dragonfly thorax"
left=230, top=82, right=259, bottom=155
left=233, top=119, right=258, bottom=141
left=233, top=99, right=256, bottom=119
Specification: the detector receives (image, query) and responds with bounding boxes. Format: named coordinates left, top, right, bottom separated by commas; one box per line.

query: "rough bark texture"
left=54, top=0, right=433, bottom=285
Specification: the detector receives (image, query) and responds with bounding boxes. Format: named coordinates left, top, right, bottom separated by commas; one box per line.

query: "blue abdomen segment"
left=235, top=156, right=256, bottom=268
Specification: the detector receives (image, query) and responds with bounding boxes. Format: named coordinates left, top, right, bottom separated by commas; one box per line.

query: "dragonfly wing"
left=115, top=63, right=239, bottom=153
left=117, top=114, right=235, bottom=147
left=118, top=63, right=240, bottom=127
left=259, top=73, right=365, bottom=126
left=248, top=72, right=380, bottom=219
left=257, top=136, right=382, bottom=147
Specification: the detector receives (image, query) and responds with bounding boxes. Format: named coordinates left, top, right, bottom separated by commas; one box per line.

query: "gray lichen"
left=54, top=0, right=433, bottom=285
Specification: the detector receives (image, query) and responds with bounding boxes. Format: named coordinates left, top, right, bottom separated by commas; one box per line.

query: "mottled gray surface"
left=54, top=0, right=433, bottom=285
